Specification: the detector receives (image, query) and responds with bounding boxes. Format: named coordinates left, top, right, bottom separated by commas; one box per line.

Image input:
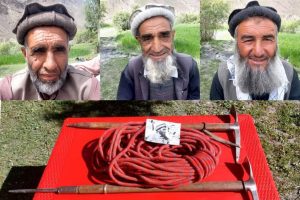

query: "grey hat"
left=228, top=1, right=281, bottom=37
left=13, top=3, right=77, bottom=45
left=130, top=4, right=175, bottom=36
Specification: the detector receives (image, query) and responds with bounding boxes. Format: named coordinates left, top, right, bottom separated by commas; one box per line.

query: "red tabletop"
left=33, top=115, right=280, bottom=200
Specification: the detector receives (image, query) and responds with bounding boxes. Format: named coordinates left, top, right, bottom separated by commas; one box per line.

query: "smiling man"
left=117, top=4, right=200, bottom=100
left=210, top=1, right=300, bottom=100
left=0, top=3, right=100, bottom=100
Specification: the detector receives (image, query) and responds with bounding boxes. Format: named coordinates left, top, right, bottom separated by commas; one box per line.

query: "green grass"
left=174, top=24, right=200, bottom=59
left=0, top=53, right=25, bottom=66
left=115, top=23, right=200, bottom=58
left=0, top=101, right=299, bottom=200
left=101, top=57, right=129, bottom=100
left=116, top=31, right=140, bottom=53
left=278, top=32, right=300, bottom=69
left=0, top=63, right=26, bottom=78
left=69, top=43, right=97, bottom=59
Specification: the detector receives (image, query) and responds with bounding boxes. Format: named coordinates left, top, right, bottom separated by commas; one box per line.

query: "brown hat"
left=13, top=3, right=77, bottom=45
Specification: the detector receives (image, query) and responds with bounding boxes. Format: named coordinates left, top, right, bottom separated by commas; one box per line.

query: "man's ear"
left=172, top=30, right=175, bottom=38
left=21, top=47, right=27, bottom=58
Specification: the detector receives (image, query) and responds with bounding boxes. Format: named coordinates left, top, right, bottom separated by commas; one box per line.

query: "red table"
left=34, top=115, right=280, bottom=200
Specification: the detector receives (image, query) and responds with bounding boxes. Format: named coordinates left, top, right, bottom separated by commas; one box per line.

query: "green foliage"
left=177, top=13, right=200, bottom=24
left=99, top=1, right=108, bottom=26
left=200, top=0, right=229, bottom=41
left=69, top=43, right=96, bottom=59
left=85, top=0, right=101, bottom=32
left=281, top=19, right=300, bottom=33
left=279, top=33, right=300, bottom=69
left=0, top=53, right=25, bottom=65
left=113, top=12, right=131, bottom=31
left=174, top=24, right=200, bottom=58
left=116, top=30, right=139, bottom=52
left=74, top=29, right=98, bottom=44
left=0, top=41, right=20, bottom=55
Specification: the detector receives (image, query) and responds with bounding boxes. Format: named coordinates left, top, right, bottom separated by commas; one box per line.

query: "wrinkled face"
left=22, top=26, right=69, bottom=83
left=136, top=16, right=175, bottom=62
left=236, top=17, right=277, bottom=70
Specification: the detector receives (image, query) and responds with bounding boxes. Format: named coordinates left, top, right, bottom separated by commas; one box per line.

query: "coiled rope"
left=91, top=122, right=221, bottom=189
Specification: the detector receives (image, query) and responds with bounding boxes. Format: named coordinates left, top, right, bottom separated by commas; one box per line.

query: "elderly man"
left=117, top=4, right=200, bottom=100
left=210, top=1, right=300, bottom=100
left=0, top=3, right=100, bottom=100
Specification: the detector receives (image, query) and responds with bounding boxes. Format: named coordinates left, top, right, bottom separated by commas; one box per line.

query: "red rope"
left=91, top=122, right=221, bottom=189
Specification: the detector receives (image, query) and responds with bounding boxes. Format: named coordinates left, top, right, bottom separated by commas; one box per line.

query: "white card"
left=144, top=119, right=181, bottom=145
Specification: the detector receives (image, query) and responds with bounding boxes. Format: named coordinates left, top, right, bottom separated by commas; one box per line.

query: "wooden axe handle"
left=63, top=181, right=245, bottom=194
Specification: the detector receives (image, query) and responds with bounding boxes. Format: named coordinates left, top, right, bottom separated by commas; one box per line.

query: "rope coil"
left=91, top=122, right=221, bottom=189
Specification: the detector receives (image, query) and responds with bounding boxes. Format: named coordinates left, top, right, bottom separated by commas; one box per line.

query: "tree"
left=84, top=0, right=103, bottom=32
left=200, top=0, right=229, bottom=41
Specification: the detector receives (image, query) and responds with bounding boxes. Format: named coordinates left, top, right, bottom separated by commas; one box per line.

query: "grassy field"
left=0, top=43, right=97, bottom=77
left=278, top=32, right=300, bottom=70
left=0, top=101, right=299, bottom=200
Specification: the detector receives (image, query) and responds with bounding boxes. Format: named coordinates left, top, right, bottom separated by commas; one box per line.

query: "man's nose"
left=151, top=36, right=163, bottom=52
left=253, top=41, right=264, bottom=57
left=43, top=52, right=58, bottom=70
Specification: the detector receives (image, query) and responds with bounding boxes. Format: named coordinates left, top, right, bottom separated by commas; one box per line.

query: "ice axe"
left=68, top=106, right=241, bottom=163
left=9, top=158, right=258, bottom=200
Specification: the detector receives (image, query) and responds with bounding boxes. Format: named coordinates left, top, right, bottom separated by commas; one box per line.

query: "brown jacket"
left=0, top=66, right=100, bottom=100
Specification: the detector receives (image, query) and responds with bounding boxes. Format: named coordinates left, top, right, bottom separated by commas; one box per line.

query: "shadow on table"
left=0, top=166, right=45, bottom=200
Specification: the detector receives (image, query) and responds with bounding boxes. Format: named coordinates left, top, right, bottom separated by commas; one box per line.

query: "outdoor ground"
left=0, top=101, right=299, bottom=200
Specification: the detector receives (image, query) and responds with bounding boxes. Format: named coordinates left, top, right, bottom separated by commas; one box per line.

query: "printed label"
left=144, top=119, right=181, bottom=145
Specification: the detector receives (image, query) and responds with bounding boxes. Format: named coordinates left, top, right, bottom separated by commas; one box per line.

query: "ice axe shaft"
left=68, top=122, right=234, bottom=131
left=9, top=159, right=258, bottom=199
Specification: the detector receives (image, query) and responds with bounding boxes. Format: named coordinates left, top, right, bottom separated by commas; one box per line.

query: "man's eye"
left=32, top=48, right=46, bottom=54
left=55, top=46, right=66, bottom=52
left=141, top=35, right=153, bottom=42
left=160, top=31, right=171, bottom=38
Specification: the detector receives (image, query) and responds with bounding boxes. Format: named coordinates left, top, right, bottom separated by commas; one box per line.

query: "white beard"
left=235, top=51, right=286, bottom=96
left=143, top=55, right=177, bottom=84
left=28, top=66, right=68, bottom=95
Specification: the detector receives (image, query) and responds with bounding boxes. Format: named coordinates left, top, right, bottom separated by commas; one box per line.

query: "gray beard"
left=143, top=55, right=177, bottom=84
left=28, top=66, right=68, bottom=96
left=236, top=53, right=284, bottom=96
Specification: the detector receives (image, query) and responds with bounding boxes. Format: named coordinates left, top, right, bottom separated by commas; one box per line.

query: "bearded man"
left=117, top=4, right=200, bottom=100
left=210, top=1, right=300, bottom=100
left=0, top=3, right=100, bottom=100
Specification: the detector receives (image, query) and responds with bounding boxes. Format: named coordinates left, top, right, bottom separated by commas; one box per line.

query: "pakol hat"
left=130, top=4, right=175, bottom=36
left=228, top=1, right=281, bottom=37
left=13, top=3, right=77, bottom=45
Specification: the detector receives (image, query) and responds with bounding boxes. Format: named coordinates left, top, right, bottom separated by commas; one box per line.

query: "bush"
left=0, top=41, right=20, bottom=55
left=113, top=12, right=131, bottom=31
left=177, top=13, right=200, bottom=24
left=200, top=0, right=229, bottom=41
left=281, top=20, right=300, bottom=33
left=74, top=30, right=98, bottom=44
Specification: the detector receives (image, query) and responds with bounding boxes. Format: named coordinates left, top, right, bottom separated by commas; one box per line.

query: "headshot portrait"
left=100, top=0, right=200, bottom=100
left=0, top=0, right=100, bottom=100
left=200, top=0, right=300, bottom=100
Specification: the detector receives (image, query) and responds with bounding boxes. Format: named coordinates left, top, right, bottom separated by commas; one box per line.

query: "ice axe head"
left=230, top=105, right=241, bottom=163
left=243, top=158, right=259, bottom=200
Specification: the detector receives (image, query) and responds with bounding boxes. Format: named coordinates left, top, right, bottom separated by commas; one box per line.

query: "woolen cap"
left=13, top=3, right=77, bottom=45
left=228, top=1, right=281, bottom=37
left=130, top=4, right=175, bottom=36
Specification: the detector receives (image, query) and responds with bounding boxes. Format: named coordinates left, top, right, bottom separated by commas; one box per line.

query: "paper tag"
left=144, top=119, right=181, bottom=145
